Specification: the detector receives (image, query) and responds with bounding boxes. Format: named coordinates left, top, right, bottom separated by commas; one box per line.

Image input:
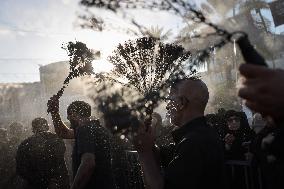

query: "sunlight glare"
left=92, top=58, right=114, bottom=73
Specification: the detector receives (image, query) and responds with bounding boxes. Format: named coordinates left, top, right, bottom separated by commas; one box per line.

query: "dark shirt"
left=251, top=126, right=284, bottom=189
left=224, top=129, right=255, bottom=160
left=0, top=140, right=12, bottom=188
left=163, top=116, right=225, bottom=189
left=16, top=131, right=69, bottom=189
left=72, top=120, right=115, bottom=189
left=111, top=136, right=145, bottom=189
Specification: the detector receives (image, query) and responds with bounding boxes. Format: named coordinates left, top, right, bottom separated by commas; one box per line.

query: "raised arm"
left=47, top=96, right=74, bottom=139
left=134, top=124, right=164, bottom=189
left=238, top=64, right=284, bottom=120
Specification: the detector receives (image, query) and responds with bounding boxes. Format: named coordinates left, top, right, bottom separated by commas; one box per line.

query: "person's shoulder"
left=17, top=139, right=28, bottom=152
left=80, top=119, right=101, bottom=129
left=43, top=131, right=57, bottom=136
left=90, top=119, right=110, bottom=133
left=17, top=136, right=36, bottom=155
left=174, top=136, right=202, bottom=157
left=182, top=125, right=218, bottom=144
left=77, top=123, right=92, bottom=131
left=199, top=122, right=220, bottom=137
left=76, top=120, right=102, bottom=135
left=20, top=136, right=30, bottom=144
left=18, top=135, right=35, bottom=147
left=41, top=131, right=62, bottom=140
left=176, top=130, right=202, bottom=153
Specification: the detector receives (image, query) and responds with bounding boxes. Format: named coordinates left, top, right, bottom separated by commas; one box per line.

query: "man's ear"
left=176, top=96, right=188, bottom=111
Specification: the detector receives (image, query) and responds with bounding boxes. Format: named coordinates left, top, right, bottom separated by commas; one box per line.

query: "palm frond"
left=106, top=37, right=192, bottom=125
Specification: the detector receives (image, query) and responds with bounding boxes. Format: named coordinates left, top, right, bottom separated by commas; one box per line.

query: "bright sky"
left=0, top=0, right=283, bottom=83
left=0, top=0, right=184, bottom=83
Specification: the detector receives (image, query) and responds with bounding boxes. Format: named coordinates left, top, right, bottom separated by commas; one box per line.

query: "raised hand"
left=238, top=64, right=284, bottom=120
left=47, top=95, right=60, bottom=114
left=224, top=133, right=235, bottom=146
left=133, top=121, right=155, bottom=154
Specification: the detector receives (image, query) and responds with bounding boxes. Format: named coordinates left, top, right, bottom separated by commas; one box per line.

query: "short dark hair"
left=225, top=110, right=239, bottom=121
left=67, top=101, right=91, bottom=118
left=9, top=122, right=24, bottom=134
left=32, top=117, right=49, bottom=133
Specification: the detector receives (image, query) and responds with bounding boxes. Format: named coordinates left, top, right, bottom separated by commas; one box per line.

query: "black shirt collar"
left=172, top=116, right=207, bottom=144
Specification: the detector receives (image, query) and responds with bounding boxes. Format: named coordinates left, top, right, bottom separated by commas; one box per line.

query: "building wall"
left=0, top=61, right=91, bottom=131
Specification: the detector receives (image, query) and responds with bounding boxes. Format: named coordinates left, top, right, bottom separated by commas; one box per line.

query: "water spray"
left=47, top=41, right=99, bottom=114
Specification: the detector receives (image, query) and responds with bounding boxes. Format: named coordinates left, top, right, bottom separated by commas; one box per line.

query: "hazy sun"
left=82, top=30, right=133, bottom=73
left=92, top=58, right=114, bottom=73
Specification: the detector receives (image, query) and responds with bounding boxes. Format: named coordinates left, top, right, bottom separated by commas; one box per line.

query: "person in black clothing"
left=205, top=113, right=226, bottom=141
left=47, top=99, right=115, bottom=189
left=238, top=61, right=284, bottom=188
left=6, top=122, right=25, bottom=189
left=8, top=122, right=24, bottom=148
left=223, top=110, right=255, bottom=160
left=222, top=111, right=256, bottom=189
left=102, top=105, right=144, bottom=189
left=16, top=117, right=69, bottom=189
left=135, top=78, right=225, bottom=189
left=251, top=116, right=284, bottom=189
left=0, top=128, right=12, bottom=188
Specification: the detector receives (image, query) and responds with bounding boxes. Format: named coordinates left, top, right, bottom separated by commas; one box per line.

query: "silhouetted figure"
left=6, top=122, right=25, bottom=189
left=251, top=117, right=284, bottom=189
left=223, top=110, right=255, bottom=189
left=48, top=99, right=115, bottom=189
left=0, top=128, right=12, bottom=188
left=102, top=104, right=146, bottom=189
left=205, top=113, right=226, bottom=141
left=223, top=110, right=255, bottom=160
left=135, top=78, right=225, bottom=189
left=16, top=117, right=69, bottom=189
left=8, top=122, right=24, bottom=148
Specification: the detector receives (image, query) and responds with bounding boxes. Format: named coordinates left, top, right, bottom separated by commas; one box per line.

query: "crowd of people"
left=0, top=63, right=283, bottom=189
left=0, top=122, right=26, bottom=189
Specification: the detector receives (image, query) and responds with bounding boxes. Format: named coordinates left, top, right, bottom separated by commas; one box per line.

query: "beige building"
left=0, top=61, right=91, bottom=130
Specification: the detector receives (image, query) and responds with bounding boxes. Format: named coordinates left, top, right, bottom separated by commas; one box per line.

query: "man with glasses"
left=135, top=78, right=225, bottom=189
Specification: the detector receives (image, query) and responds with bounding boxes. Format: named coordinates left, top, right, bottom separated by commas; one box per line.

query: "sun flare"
left=92, top=58, right=114, bottom=73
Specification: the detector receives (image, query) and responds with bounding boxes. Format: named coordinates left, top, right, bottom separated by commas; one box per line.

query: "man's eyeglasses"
left=163, top=96, right=189, bottom=104
left=163, top=97, right=176, bottom=103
